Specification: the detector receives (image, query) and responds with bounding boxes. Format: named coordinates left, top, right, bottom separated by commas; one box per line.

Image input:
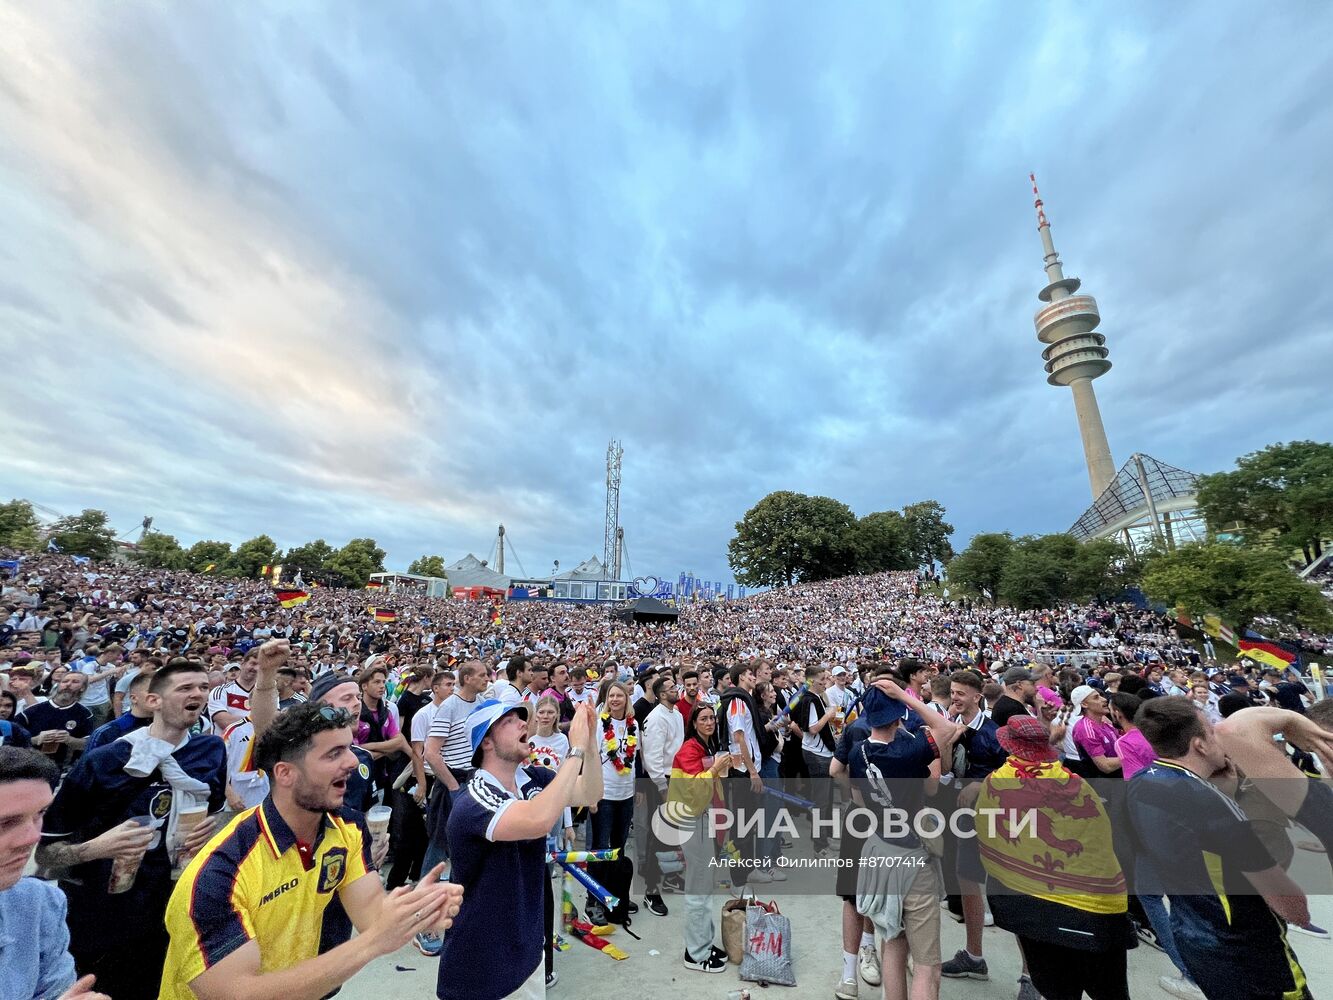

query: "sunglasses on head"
left=315, top=705, right=353, bottom=726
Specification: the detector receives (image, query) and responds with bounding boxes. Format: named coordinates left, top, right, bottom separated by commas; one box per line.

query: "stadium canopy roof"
left=1068, top=453, right=1206, bottom=547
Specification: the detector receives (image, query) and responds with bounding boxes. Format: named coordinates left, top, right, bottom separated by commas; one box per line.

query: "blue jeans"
left=1136, top=855, right=1191, bottom=982
left=590, top=796, right=634, bottom=851
left=421, top=785, right=463, bottom=877
left=758, top=760, right=782, bottom=863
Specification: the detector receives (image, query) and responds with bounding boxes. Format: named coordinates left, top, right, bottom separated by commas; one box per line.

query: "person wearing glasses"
left=158, top=701, right=463, bottom=1000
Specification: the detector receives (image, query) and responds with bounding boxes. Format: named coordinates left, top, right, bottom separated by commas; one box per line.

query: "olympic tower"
left=1030, top=174, right=1116, bottom=499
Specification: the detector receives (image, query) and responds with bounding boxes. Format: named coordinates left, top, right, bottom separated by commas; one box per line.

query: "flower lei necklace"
left=601, top=710, right=638, bottom=775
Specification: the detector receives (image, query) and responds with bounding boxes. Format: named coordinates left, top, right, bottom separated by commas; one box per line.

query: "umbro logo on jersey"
left=259, top=878, right=300, bottom=906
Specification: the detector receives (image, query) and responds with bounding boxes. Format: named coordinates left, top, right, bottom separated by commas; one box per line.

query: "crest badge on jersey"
left=318, top=847, right=347, bottom=894
left=149, top=788, right=174, bottom=821
left=358, top=762, right=370, bottom=779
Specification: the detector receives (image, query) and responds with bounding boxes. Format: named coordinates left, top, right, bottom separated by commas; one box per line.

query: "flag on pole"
left=1202, top=614, right=1236, bottom=646
left=1238, top=638, right=1296, bottom=670
left=276, top=589, right=311, bottom=608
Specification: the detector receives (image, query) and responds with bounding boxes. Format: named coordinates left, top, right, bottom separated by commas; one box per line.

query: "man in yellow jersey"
left=159, top=702, right=462, bottom=1000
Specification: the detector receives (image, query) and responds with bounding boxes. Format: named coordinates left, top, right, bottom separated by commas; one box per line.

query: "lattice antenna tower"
left=604, top=440, right=623, bottom=580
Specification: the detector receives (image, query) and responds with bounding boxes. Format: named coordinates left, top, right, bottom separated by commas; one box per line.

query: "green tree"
left=848, top=511, right=912, bottom=574
left=997, top=534, right=1083, bottom=609
left=407, top=554, right=447, bottom=577
left=1141, top=541, right=1333, bottom=632
left=947, top=533, right=1015, bottom=600
left=48, top=509, right=117, bottom=561
left=326, top=538, right=387, bottom=588
left=130, top=532, right=187, bottom=570
left=0, top=499, right=42, bottom=551
left=233, top=535, right=280, bottom=579
left=284, top=539, right=334, bottom=575
left=1069, top=537, right=1140, bottom=602
left=902, top=500, right=955, bottom=566
left=727, top=492, right=856, bottom=587
left=184, top=540, right=234, bottom=574
left=1196, top=440, right=1333, bottom=565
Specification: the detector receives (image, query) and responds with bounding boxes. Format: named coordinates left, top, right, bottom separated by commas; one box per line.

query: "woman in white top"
left=587, top=679, right=639, bottom=920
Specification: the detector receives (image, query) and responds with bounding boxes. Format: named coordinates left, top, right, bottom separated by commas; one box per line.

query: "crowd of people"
left=2, top=552, right=1332, bottom=1000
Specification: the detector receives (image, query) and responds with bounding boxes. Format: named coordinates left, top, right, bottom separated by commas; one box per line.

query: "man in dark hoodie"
left=718, top=662, right=765, bottom=887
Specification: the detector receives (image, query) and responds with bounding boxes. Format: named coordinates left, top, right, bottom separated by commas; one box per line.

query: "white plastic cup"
left=366, top=805, right=393, bottom=839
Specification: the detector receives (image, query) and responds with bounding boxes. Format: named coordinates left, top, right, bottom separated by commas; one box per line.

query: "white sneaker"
left=1158, top=975, right=1205, bottom=999
left=858, top=944, right=882, bottom=986
left=835, top=977, right=859, bottom=1000
left=749, top=868, right=776, bottom=883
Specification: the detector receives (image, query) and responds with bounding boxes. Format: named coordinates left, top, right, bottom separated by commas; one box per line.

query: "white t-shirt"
left=412, top=699, right=442, bottom=775
left=528, top=730, right=571, bottom=770
left=825, top=684, right=852, bottom=711
left=208, top=679, right=254, bottom=724
left=488, top=678, right=521, bottom=706
left=223, top=720, right=269, bottom=810
left=567, top=687, right=596, bottom=706
left=599, top=715, right=635, bottom=801
left=724, top=696, right=760, bottom=774
left=802, top=697, right=833, bottom=758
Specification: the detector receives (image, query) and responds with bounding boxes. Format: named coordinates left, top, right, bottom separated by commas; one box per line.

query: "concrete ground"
left=342, top=855, right=1333, bottom=1000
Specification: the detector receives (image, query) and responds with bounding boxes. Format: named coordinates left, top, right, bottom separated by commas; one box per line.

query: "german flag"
left=1238, top=638, right=1295, bottom=670
left=374, top=609, right=397, bottom=623
left=490, top=605, right=503, bottom=625
left=366, top=580, right=384, bottom=589
left=276, top=589, right=311, bottom=608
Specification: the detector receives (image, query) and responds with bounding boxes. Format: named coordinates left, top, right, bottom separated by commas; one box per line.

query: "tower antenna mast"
left=604, top=440, right=623, bottom=580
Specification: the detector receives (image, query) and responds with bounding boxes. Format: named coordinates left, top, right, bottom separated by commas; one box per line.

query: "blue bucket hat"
left=467, top=698, right=529, bottom=766
left=861, top=687, right=907, bottom=728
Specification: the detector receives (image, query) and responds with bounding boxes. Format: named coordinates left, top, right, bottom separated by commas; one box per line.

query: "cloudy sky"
left=2, top=3, right=1329, bottom=585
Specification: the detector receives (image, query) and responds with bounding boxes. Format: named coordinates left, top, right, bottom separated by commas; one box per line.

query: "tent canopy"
left=444, top=554, right=511, bottom=591
left=555, top=556, right=610, bottom=581
left=613, top=596, right=680, bottom=624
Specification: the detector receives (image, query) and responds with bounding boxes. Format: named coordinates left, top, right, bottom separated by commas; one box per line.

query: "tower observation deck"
left=1030, top=174, right=1116, bottom=499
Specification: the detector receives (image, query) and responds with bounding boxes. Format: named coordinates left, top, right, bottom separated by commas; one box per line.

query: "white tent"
left=445, top=554, right=511, bottom=591
left=554, top=556, right=610, bottom=581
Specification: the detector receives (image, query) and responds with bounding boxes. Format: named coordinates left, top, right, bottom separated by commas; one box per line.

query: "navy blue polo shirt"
left=833, top=716, right=871, bottom=767
left=344, top=744, right=376, bottom=812
left=14, top=701, right=93, bottom=768
left=438, top=765, right=555, bottom=1000
left=1126, top=760, right=1308, bottom=997
left=849, top=731, right=937, bottom=847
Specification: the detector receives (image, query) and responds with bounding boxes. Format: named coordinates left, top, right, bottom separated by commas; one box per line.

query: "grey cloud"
left=2, top=3, right=1330, bottom=581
